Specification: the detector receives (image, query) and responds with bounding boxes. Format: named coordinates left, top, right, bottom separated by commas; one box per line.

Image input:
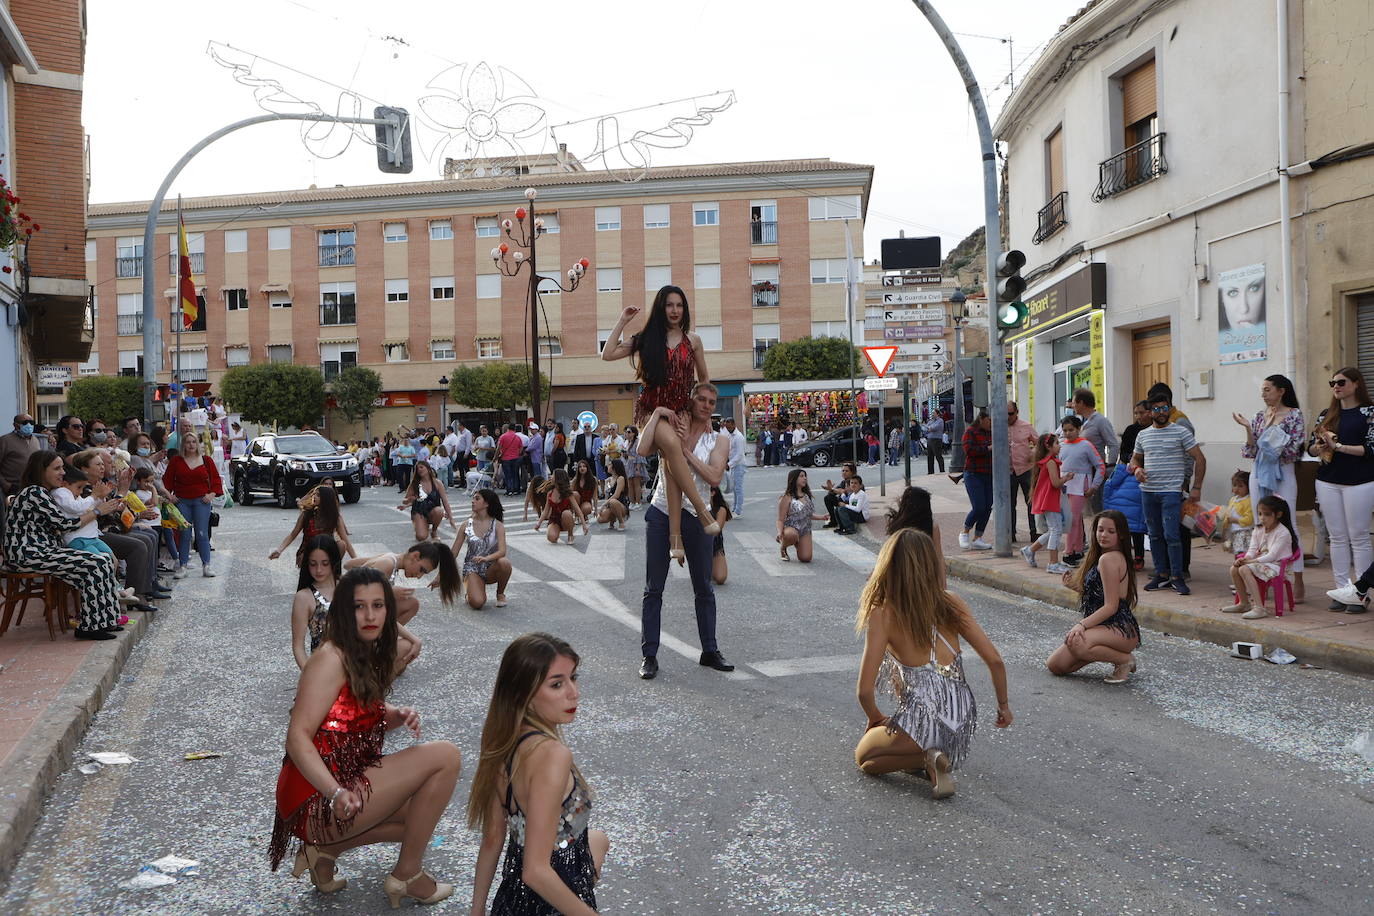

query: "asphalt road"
left=2, top=468, right=1372, bottom=915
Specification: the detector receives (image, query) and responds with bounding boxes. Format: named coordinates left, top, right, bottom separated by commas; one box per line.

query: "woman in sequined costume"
left=776, top=468, right=828, bottom=562
left=345, top=542, right=460, bottom=668
left=290, top=535, right=341, bottom=670
left=602, top=286, right=721, bottom=564
left=855, top=529, right=1013, bottom=799
left=270, top=568, right=462, bottom=907
left=1047, top=510, right=1142, bottom=684
left=469, top=633, right=609, bottom=916
left=451, top=488, right=512, bottom=610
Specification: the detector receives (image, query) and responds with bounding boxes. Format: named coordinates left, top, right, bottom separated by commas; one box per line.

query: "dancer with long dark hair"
left=468, top=633, right=608, bottom=915
left=776, top=469, right=827, bottom=563
left=453, top=488, right=512, bottom=610
left=271, top=484, right=356, bottom=561
left=270, top=568, right=461, bottom=906
left=602, top=285, right=721, bottom=564
left=290, top=534, right=341, bottom=671
left=346, top=542, right=460, bottom=665
left=1048, top=510, right=1142, bottom=684
left=400, top=460, right=456, bottom=542
left=538, top=469, right=589, bottom=545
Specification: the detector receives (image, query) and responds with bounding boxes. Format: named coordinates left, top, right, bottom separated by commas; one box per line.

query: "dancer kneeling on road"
left=271, top=483, right=356, bottom=562
left=468, top=633, right=609, bottom=916
left=345, top=542, right=459, bottom=665
left=776, top=468, right=828, bottom=562
left=269, top=567, right=461, bottom=907
left=537, top=469, right=589, bottom=545
left=709, top=486, right=732, bottom=586
left=1047, top=510, right=1142, bottom=684
left=597, top=459, right=630, bottom=531
left=399, top=460, right=456, bottom=542
left=448, top=488, right=512, bottom=610
left=855, top=528, right=1012, bottom=799
left=291, top=534, right=341, bottom=671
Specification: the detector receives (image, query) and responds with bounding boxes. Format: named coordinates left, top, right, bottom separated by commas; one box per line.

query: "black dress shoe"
left=699, top=650, right=735, bottom=672
left=75, top=628, right=116, bottom=641
left=104, top=625, right=125, bottom=632
left=639, top=656, right=658, bottom=679
left=131, top=603, right=158, bottom=613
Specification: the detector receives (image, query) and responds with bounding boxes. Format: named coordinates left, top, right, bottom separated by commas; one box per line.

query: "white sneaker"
left=1046, top=562, right=1071, bottom=574
left=1020, top=545, right=1037, bottom=568
left=958, top=532, right=971, bottom=550
left=971, top=538, right=994, bottom=550
left=202, top=564, right=216, bottom=578
left=1241, top=607, right=1271, bottom=619
left=733, top=510, right=743, bottom=519
left=172, top=565, right=188, bottom=579
left=1325, top=584, right=1363, bottom=605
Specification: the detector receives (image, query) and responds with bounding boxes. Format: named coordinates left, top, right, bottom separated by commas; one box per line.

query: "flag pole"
left=176, top=194, right=184, bottom=407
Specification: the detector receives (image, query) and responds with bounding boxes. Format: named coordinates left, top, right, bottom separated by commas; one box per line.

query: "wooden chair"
left=0, top=570, right=71, bottom=640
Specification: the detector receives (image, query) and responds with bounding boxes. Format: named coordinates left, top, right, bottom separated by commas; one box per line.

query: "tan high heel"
left=701, top=518, right=721, bottom=536
left=669, top=534, right=686, bottom=565
left=291, top=844, right=346, bottom=893
left=383, top=870, right=454, bottom=909
left=925, top=749, right=956, bottom=799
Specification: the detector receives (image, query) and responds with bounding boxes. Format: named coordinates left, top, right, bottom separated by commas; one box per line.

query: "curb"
left=945, top=556, right=1374, bottom=680
left=0, top=607, right=154, bottom=885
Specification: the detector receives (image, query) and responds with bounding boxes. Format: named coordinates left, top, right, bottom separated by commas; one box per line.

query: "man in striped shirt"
left=1130, top=392, right=1208, bottom=595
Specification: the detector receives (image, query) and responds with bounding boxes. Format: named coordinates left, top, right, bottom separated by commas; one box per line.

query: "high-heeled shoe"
left=291, top=844, right=346, bottom=893
left=701, top=518, right=721, bottom=536
left=669, top=534, right=686, bottom=566
left=383, top=870, right=454, bottom=908
left=925, top=749, right=956, bottom=799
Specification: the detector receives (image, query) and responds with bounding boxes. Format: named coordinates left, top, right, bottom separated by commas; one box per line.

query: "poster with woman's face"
left=1217, top=263, right=1267, bottom=364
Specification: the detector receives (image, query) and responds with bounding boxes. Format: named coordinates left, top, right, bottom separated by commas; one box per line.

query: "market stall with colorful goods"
left=740, top=378, right=870, bottom=443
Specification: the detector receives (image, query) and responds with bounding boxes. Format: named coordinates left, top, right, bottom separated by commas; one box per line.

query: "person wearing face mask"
left=86, top=419, right=112, bottom=449
left=0, top=413, right=43, bottom=540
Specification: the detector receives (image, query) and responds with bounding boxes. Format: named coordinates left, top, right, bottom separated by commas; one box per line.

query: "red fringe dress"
left=269, top=683, right=385, bottom=870
left=633, top=335, right=696, bottom=426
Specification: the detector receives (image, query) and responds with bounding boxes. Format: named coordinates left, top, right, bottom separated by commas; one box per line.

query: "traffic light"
left=996, top=249, right=1028, bottom=333
left=374, top=106, right=413, bottom=174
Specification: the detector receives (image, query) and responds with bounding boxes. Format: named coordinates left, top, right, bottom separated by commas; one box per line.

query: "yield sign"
left=862, top=345, right=899, bottom=377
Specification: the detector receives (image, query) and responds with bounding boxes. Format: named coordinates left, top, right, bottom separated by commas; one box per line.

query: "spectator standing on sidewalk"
left=1023, top=433, right=1072, bottom=574
left=1307, top=366, right=1374, bottom=610
left=1234, top=374, right=1308, bottom=600
left=792, top=424, right=808, bottom=450
left=1131, top=392, right=1208, bottom=596
left=722, top=416, right=746, bottom=517
left=1007, top=401, right=1038, bottom=543
left=1072, top=388, right=1116, bottom=515
left=925, top=412, right=946, bottom=474
left=958, top=410, right=994, bottom=551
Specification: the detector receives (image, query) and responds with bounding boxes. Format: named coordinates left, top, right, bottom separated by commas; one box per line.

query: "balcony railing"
left=116, top=257, right=142, bottom=278
left=169, top=251, right=204, bottom=274
left=318, top=244, right=356, bottom=267
left=751, top=220, right=778, bottom=245
left=752, top=283, right=779, bottom=308
left=117, top=313, right=143, bottom=336
left=176, top=367, right=209, bottom=382
left=1092, top=132, right=1168, bottom=201
left=1033, top=191, right=1068, bottom=244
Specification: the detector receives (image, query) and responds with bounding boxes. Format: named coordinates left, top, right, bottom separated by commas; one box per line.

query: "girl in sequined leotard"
left=452, top=489, right=512, bottom=610
left=1047, top=509, right=1142, bottom=684
left=855, top=529, right=1013, bottom=799
left=290, top=535, right=341, bottom=671
left=601, top=286, right=721, bottom=565
left=776, top=469, right=829, bottom=563
left=469, top=634, right=609, bottom=916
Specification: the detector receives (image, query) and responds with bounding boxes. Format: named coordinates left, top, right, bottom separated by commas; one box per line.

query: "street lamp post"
left=948, top=289, right=967, bottom=475
left=438, top=374, right=449, bottom=432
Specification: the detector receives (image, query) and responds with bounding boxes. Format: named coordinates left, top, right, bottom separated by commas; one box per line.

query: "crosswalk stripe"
left=505, top=529, right=624, bottom=580
left=731, top=531, right=814, bottom=576
left=810, top=532, right=879, bottom=576
left=749, top=655, right=856, bottom=677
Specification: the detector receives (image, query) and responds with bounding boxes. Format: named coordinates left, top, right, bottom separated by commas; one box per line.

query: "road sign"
left=880, top=273, right=943, bottom=287
left=576, top=409, right=599, bottom=431
left=881, top=290, right=942, bottom=305
left=862, top=345, right=898, bottom=377
left=895, top=341, right=945, bottom=357
left=863, top=376, right=899, bottom=391
left=868, top=390, right=888, bottom=405
left=892, top=358, right=946, bottom=374
left=882, top=325, right=946, bottom=339
left=883, top=308, right=945, bottom=323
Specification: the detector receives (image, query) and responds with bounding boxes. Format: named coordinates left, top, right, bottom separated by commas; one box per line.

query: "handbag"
left=209, top=510, right=221, bottom=528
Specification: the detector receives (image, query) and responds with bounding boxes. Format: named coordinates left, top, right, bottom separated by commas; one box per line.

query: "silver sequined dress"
left=492, top=732, right=597, bottom=914
left=784, top=495, right=815, bottom=535
left=878, top=627, right=978, bottom=768
left=461, top=518, right=501, bottom=580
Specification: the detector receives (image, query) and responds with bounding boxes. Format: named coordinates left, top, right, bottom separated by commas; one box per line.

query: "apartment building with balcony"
left=993, top=0, right=1374, bottom=493
left=1, top=0, right=92, bottom=422
left=68, top=156, right=872, bottom=435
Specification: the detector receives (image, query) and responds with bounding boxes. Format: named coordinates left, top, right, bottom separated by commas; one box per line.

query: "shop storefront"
left=1008, top=263, right=1108, bottom=430
left=741, top=378, right=871, bottom=442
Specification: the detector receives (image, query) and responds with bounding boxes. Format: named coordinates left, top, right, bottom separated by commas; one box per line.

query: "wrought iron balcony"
left=1033, top=191, right=1068, bottom=244
left=1092, top=133, right=1168, bottom=201
left=752, top=282, right=779, bottom=308
left=177, top=367, right=209, bottom=382
left=168, top=251, right=204, bottom=274
left=117, top=313, right=143, bottom=335
left=318, top=244, right=356, bottom=267
left=751, top=220, right=778, bottom=245
left=116, top=257, right=142, bottom=278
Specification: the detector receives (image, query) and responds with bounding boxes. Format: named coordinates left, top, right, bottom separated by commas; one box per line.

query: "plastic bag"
left=161, top=502, right=190, bottom=530
left=1182, top=498, right=1222, bottom=538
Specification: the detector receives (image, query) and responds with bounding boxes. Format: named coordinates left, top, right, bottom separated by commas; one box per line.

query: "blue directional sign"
left=576, top=410, right=599, bottom=431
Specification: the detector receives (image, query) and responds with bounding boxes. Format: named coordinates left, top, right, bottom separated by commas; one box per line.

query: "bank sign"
left=1012, top=263, right=1107, bottom=340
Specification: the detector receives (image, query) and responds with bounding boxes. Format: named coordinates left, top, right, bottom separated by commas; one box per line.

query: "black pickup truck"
left=229, top=433, right=362, bottom=508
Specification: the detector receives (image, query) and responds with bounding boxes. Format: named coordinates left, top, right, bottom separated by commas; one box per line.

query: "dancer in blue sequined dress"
left=469, top=634, right=609, bottom=916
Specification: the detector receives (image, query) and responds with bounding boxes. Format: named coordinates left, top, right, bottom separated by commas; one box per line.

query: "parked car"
left=230, top=433, right=363, bottom=508
left=786, top=425, right=865, bottom=468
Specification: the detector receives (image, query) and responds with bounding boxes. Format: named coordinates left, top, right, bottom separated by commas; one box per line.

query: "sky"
left=85, top=0, right=1088, bottom=258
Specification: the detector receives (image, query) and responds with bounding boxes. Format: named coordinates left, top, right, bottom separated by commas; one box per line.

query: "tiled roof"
left=89, top=158, right=873, bottom=216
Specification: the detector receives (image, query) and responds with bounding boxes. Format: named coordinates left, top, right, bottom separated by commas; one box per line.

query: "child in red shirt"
left=1022, top=433, right=1074, bottom=574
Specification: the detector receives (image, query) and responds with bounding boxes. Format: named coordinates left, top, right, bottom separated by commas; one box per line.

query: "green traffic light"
left=997, top=300, right=1028, bottom=330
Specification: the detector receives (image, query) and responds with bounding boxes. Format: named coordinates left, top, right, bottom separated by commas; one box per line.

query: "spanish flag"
left=177, top=213, right=198, bottom=329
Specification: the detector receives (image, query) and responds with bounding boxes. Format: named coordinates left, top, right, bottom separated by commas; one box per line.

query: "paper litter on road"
left=150, top=854, right=201, bottom=876
left=1264, top=647, right=1298, bottom=665
left=182, top=751, right=223, bottom=760
left=1347, top=730, right=1374, bottom=762
left=77, top=763, right=102, bottom=775
left=88, top=752, right=138, bottom=765
left=119, top=867, right=177, bottom=890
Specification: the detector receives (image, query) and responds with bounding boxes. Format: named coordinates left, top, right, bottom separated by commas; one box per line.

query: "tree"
left=220, top=363, right=326, bottom=430
left=65, top=375, right=144, bottom=425
left=448, top=363, right=550, bottom=418
left=331, top=365, right=384, bottom=433
left=761, top=336, right=859, bottom=382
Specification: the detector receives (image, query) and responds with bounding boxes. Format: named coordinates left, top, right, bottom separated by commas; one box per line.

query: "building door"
left=1132, top=324, right=1172, bottom=401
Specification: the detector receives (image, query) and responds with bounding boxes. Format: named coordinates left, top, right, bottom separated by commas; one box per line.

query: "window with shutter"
left=1046, top=127, right=1065, bottom=199
left=1356, top=294, right=1374, bottom=377
left=1122, top=58, right=1157, bottom=142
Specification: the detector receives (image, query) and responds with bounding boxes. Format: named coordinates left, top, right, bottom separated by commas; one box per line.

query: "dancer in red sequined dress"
left=602, top=286, right=721, bottom=562
left=270, top=567, right=462, bottom=908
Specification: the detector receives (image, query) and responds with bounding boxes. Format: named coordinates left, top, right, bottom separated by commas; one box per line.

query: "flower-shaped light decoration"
left=418, top=62, right=548, bottom=175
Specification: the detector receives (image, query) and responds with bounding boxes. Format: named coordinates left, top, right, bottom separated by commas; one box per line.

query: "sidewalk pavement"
left=852, top=464, right=1374, bottom=679
left=0, top=599, right=155, bottom=883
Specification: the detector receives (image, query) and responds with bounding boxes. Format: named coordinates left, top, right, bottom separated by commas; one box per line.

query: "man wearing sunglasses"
left=1130, top=392, right=1208, bottom=595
